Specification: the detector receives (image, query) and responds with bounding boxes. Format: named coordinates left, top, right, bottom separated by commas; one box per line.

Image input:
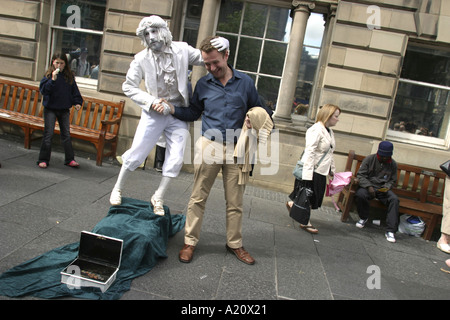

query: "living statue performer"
left=109, top=15, right=228, bottom=215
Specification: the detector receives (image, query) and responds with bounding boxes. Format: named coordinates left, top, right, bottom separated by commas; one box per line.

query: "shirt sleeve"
left=384, top=161, right=398, bottom=190
left=39, top=76, right=54, bottom=95
left=173, top=84, right=204, bottom=121
left=301, top=126, right=321, bottom=181
left=71, top=81, right=83, bottom=106
left=356, top=156, right=373, bottom=188
left=122, top=58, right=154, bottom=112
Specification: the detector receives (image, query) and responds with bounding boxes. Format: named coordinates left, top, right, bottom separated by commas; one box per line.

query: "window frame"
left=387, top=43, right=450, bottom=149
left=47, top=0, right=105, bottom=90
left=215, top=0, right=293, bottom=109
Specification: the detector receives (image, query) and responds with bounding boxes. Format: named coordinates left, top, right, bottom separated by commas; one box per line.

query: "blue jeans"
left=38, top=108, right=74, bottom=165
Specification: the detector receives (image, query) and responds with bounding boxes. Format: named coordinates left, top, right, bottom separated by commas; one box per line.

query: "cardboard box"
left=61, top=231, right=123, bottom=293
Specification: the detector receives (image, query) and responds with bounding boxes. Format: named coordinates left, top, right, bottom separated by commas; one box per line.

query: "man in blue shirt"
left=158, top=36, right=272, bottom=264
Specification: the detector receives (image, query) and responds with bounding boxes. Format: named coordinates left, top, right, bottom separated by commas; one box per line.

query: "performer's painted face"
left=145, top=27, right=164, bottom=52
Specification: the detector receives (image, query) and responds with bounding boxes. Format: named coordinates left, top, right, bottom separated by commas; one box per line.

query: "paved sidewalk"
left=0, top=133, right=449, bottom=301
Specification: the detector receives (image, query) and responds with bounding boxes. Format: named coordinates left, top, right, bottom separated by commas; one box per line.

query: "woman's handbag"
left=440, top=160, right=450, bottom=177
left=292, top=148, right=330, bottom=180
left=292, top=159, right=305, bottom=180
left=289, top=186, right=313, bottom=225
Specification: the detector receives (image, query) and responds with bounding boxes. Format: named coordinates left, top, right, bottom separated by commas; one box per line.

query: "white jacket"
left=122, top=41, right=203, bottom=111
left=301, top=122, right=336, bottom=180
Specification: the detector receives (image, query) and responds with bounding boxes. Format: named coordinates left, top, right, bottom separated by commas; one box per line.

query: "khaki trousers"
left=184, top=137, right=245, bottom=248
left=442, top=177, right=450, bottom=235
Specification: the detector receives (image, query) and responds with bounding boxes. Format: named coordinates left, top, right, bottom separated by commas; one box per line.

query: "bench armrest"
left=101, top=118, right=121, bottom=126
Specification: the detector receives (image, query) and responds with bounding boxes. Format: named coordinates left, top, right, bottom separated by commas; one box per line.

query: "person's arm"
left=383, top=161, right=397, bottom=190
left=122, top=57, right=156, bottom=112
left=301, top=126, right=321, bottom=181
left=356, top=157, right=373, bottom=188
left=187, top=45, right=203, bottom=67
left=356, top=156, right=376, bottom=198
left=39, top=76, right=54, bottom=95
left=71, top=81, right=83, bottom=111
left=172, top=87, right=204, bottom=121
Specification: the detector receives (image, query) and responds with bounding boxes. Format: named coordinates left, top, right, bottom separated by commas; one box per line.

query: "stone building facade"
left=1, top=0, right=449, bottom=193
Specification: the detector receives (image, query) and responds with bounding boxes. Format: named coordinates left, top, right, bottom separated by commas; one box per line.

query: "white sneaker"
left=356, top=218, right=368, bottom=228
left=151, top=195, right=165, bottom=216
left=110, top=188, right=122, bottom=206
left=385, top=232, right=396, bottom=243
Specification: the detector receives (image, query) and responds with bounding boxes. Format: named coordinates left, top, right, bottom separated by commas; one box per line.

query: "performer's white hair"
left=136, top=15, right=172, bottom=48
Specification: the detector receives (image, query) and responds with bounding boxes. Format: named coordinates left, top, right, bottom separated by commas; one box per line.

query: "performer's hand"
left=210, top=37, right=229, bottom=52
left=152, top=99, right=173, bottom=115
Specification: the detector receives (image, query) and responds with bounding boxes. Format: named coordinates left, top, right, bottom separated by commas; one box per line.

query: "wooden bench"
left=337, top=150, right=446, bottom=240
left=0, top=78, right=125, bottom=166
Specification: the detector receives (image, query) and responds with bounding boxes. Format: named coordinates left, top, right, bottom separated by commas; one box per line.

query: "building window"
left=49, top=0, right=106, bottom=88
left=215, top=0, right=324, bottom=113
left=216, top=0, right=293, bottom=110
left=183, top=0, right=203, bottom=48
left=292, top=13, right=324, bottom=118
left=389, top=44, right=450, bottom=148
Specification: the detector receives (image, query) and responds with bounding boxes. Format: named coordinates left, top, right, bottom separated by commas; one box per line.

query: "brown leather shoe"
left=226, top=244, right=255, bottom=265
left=179, top=244, right=195, bottom=263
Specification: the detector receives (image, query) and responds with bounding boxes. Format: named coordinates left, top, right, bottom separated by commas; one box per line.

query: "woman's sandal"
left=67, top=160, right=79, bottom=168
left=437, top=242, right=450, bottom=254
left=38, top=162, right=47, bottom=169
left=300, top=224, right=319, bottom=234
left=441, top=259, right=450, bottom=274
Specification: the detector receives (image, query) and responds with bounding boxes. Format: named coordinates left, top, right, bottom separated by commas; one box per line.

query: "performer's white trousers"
left=121, top=109, right=189, bottom=177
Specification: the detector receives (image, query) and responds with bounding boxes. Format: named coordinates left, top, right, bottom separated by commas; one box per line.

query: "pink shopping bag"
left=326, top=171, right=353, bottom=210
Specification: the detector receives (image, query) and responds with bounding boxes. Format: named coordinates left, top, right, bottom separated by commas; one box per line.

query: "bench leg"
left=422, top=215, right=441, bottom=241
left=96, top=137, right=106, bottom=166
left=338, top=192, right=354, bottom=222
left=96, top=148, right=103, bottom=166
left=23, top=126, right=31, bottom=149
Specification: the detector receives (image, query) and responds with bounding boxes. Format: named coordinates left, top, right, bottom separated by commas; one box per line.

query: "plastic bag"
left=398, top=215, right=425, bottom=237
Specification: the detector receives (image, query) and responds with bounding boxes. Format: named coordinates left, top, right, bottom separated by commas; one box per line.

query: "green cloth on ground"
left=0, top=197, right=185, bottom=300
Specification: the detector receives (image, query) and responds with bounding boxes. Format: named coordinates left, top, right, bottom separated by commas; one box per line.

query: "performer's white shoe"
left=110, top=188, right=122, bottom=206
left=151, top=195, right=165, bottom=216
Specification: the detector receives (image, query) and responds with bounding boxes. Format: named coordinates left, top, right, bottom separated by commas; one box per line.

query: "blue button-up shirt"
left=173, top=66, right=272, bottom=142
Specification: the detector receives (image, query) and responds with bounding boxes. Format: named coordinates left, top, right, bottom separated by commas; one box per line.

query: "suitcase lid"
left=78, top=231, right=123, bottom=268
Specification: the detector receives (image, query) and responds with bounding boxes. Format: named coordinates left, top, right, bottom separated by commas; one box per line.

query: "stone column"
left=273, top=0, right=315, bottom=122
left=307, top=4, right=337, bottom=126
left=191, top=0, right=220, bottom=88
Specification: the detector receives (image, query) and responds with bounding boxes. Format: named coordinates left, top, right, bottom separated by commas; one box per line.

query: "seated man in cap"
left=354, top=141, right=399, bottom=242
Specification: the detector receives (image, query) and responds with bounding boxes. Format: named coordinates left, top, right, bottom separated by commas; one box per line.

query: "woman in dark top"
left=38, top=53, right=83, bottom=168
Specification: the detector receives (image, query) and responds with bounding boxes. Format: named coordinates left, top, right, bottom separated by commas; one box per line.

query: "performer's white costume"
left=109, top=15, right=203, bottom=214
left=121, top=41, right=203, bottom=175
